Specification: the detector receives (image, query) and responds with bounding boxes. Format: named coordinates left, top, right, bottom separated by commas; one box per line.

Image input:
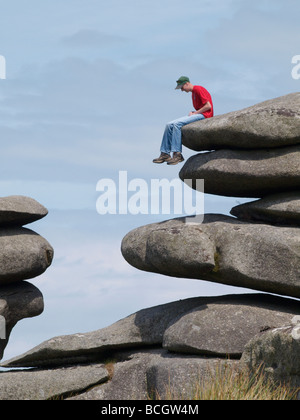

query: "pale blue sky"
left=0, top=0, right=299, bottom=361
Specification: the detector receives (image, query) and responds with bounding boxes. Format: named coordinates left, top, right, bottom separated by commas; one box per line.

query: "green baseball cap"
left=175, top=76, right=190, bottom=89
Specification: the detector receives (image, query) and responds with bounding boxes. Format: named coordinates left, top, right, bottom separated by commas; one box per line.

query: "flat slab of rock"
left=0, top=363, right=108, bottom=400
left=121, top=214, right=300, bottom=298
left=0, top=196, right=48, bottom=226
left=182, top=93, right=300, bottom=151
left=163, top=294, right=300, bottom=357
left=3, top=293, right=299, bottom=368
left=2, top=348, right=238, bottom=401
left=231, top=192, right=300, bottom=226
left=0, top=281, right=44, bottom=360
left=179, top=145, right=300, bottom=198
left=0, top=297, right=218, bottom=368
left=0, top=227, right=53, bottom=286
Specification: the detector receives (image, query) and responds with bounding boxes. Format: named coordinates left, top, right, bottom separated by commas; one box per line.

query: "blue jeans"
left=160, top=114, right=205, bottom=154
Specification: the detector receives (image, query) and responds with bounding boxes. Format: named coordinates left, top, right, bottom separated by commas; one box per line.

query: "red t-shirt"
left=192, top=86, right=214, bottom=118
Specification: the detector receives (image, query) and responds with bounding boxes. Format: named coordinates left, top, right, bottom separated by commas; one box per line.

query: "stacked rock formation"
left=122, top=93, right=300, bottom=299
left=0, top=94, right=299, bottom=400
left=120, top=92, right=300, bottom=390
left=0, top=196, right=53, bottom=359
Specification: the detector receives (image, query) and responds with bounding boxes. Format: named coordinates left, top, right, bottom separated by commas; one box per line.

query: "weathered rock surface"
left=0, top=281, right=44, bottom=360
left=0, top=196, right=53, bottom=361
left=0, top=347, right=239, bottom=401
left=69, top=350, right=239, bottom=400
left=2, top=294, right=299, bottom=368
left=241, top=316, right=300, bottom=388
left=0, top=227, right=53, bottom=286
left=70, top=350, right=163, bottom=400
left=182, top=93, right=300, bottom=151
left=179, top=145, right=300, bottom=198
left=144, top=352, right=239, bottom=401
left=0, top=363, right=108, bottom=400
left=1, top=297, right=211, bottom=368
left=121, top=215, right=300, bottom=298
left=163, top=295, right=300, bottom=357
left=0, top=196, right=48, bottom=227
left=231, top=192, right=300, bottom=226
left=1, top=294, right=299, bottom=400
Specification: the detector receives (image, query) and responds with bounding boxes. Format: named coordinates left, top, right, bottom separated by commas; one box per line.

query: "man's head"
left=175, top=76, right=193, bottom=92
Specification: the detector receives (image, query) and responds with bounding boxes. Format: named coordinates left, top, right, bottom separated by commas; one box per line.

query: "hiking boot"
left=167, top=152, right=185, bottom=165
left=153, top=152, right=172, bottom=164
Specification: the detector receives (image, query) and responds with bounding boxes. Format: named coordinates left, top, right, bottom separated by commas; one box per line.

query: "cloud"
left=61, top=29, right=127, bottom=49
left=0, top=180, right=96, bottom=210
left=205, top=2, right=299, bottom=68
left=1, top=0, right=296, bottom=208
left=0, top=52, right=207, bottom=187
left=194, top=1, right=300, bottom=103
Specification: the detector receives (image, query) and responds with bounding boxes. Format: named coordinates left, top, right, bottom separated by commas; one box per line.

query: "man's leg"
left=160, top=122, right=173, bottom=154
left=154, top=114, right=205, bottom=164
left=170, top=114, right=205, bottom=153
left=166, top=114, right=205, bottom=165
left=153, top=123, right=174, bottom=163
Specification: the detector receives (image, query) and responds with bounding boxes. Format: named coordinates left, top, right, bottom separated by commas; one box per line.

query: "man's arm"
left=189, top=101, right=212, bottom=116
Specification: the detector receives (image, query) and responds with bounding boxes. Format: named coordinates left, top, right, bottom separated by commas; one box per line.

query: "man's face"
left=181, top=83, right=190, bottom=92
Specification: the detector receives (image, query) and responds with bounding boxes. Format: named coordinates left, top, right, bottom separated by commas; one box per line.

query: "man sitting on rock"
left=153, top=76, right=214, bottom=165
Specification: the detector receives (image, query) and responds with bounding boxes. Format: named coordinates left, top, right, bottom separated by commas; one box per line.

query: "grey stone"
left=0, top=227, right=53, bottom=286
left=179, top=145, right=300, bottom=197
left=0, top=196, right=48, bottom=227
left=4, top=294, right=299, bottom=369
left=121, top=214, right=300, bottom=298
left=0, top=363, right=108, bottom=400
left=146, top=353, right=239, bottom=400
left=163, top=294, right=300, bottom=357
left=241, top=319, right=300, bottom=388
left=0, top=281, right=44, bottom=360
left=2, top=294, right=299, bottom=400
left=69, top=349, right=239, bottom=401
left=231, top=192, right=300, bottom=226
left=70, top=350, right=163, bottom=400
left=182, top=93, right=300, bottom=151
left=0, top=297, right=214, bottom=368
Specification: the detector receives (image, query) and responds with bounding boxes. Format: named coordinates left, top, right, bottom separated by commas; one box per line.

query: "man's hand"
left=189, top=101, right=212, bottom=116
